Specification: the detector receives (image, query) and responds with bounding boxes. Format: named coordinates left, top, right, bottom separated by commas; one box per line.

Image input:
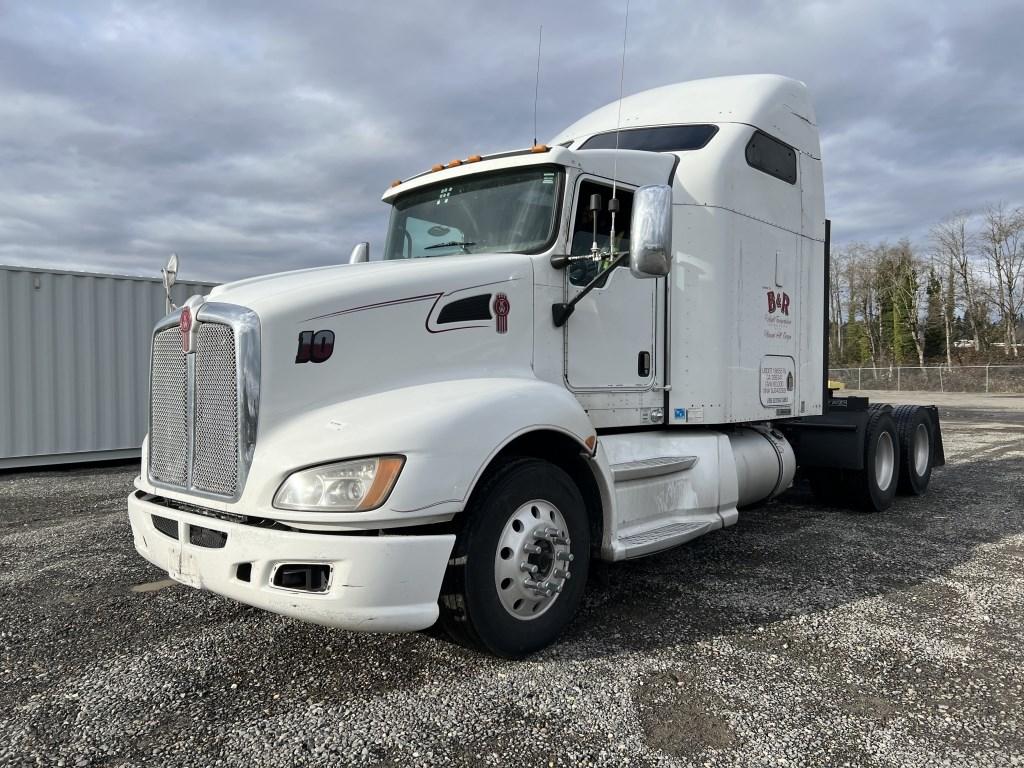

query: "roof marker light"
left=531, top=144, right=549, bottom=153
left=447, top=159, right=462, bottom=168
left=431, top=163, right=444, bottom=172
left=467, top=154, right=482, bottom=163
left=389, top=179, right=402, bottom=188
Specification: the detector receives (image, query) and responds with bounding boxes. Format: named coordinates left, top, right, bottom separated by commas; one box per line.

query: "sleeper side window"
left=579, top=124, right=718, bottom=152
left=568, top=180, right=633, bottom=287
left=745, top=130, right=797, bottom=184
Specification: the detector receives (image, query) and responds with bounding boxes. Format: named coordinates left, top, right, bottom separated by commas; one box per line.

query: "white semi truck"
left=128, top=75, right=944, bottom=657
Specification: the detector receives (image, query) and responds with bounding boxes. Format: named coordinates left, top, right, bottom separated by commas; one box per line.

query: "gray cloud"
left=0, top=0, right=1020, bottom=282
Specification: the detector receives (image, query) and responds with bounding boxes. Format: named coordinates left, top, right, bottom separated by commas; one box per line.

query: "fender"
left=139, top=377, right=606, bottom=531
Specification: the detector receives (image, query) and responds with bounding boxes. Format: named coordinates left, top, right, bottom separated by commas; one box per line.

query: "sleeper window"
left=745, top=130, right=797, bottom=184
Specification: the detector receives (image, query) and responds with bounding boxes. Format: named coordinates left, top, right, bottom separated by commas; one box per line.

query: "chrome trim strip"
left=154, top=307, right=185, bottom=334
left=186, top=353, right=196, bottom=487
left=611, top=455, right=698, bottom=482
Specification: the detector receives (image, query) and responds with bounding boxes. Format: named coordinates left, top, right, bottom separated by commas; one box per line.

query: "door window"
left=568, top=181, right=634, bottom=286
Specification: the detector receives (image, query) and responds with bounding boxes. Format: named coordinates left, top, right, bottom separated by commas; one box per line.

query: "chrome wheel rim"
left=875, top=431, right=895, bottom=492
left=494, top=499, right=573, bottom=620
left=913, top=423, right=930, bottom=477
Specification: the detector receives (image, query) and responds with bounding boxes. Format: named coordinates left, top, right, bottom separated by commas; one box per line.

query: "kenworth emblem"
left=493, top=293, right=510, bottom=334
left=180, top=306, right=193, bottom=353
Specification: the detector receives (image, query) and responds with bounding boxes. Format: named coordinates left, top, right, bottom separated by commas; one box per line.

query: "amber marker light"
left=361, top=456, right=406, bottom=510
left=584, top=435, right=598, bottom=454
left=389, top=179, right=402, bottom=188
left=431, top=163, right=444, bottom=172
left=467, top=154, right=482, bottom=163
left=530, top=144, right=549, bottom=153
left=447, top=159, right=462, bottom=168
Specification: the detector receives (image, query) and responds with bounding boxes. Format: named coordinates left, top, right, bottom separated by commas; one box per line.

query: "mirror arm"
left=551, top=251, right=628, bottom=328
left=550, top=253, right=599, bottom=269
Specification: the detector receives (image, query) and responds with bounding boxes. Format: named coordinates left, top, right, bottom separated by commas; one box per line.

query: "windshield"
left=384, top=166, right=563, bottom=259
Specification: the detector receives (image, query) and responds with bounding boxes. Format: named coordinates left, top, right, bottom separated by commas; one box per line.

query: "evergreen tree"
left=924, top=267, right=945, bottom=359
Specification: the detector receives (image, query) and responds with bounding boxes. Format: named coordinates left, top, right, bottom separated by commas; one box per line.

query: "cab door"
left=563, top=177, right=665, bottom=427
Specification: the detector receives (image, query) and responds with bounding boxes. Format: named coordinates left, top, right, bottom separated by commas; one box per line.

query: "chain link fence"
left=828, top=365, right=1024, bottom=394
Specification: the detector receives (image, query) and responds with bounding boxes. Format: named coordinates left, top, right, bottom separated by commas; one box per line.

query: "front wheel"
left=438, top=458, right=590, bottom=658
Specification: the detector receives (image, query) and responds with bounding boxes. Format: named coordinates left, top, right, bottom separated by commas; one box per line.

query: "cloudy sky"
left=1, top=0, right=1022, bottom=283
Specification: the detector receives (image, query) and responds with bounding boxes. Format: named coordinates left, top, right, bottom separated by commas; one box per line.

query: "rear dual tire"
left=892, top=405, right=935, bottom=495
left=808, top=404, right=936, bottom=512
left=853, top=408, right=899, bottom=512
left=805, top=407, right=898, bottom=512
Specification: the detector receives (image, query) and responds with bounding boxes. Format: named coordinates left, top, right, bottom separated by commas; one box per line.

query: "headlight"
left=273, top=456, right=405, bottom=512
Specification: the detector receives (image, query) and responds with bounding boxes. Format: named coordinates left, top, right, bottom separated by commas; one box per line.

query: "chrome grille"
left=147, top=303, right=259, bottom=501
left=192, top=324, right=239, bottom=496
left=149, top=329, right=188, bottom=485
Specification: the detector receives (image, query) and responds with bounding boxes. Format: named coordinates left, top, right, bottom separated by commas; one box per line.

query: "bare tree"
left=926, top=247, right=955, bottom=366
left=885, top=240, right=927, bottom=366
left=980, top=203, right=1024, bottom=357
left=829, top=244, right=849, bottom=360
left=847, top=244, right=883, bottom=365
left=931, top=213, right=984, bottom=353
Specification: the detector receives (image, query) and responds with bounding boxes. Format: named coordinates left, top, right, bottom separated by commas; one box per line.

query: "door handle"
left=637, top=351, right=651, bottom=377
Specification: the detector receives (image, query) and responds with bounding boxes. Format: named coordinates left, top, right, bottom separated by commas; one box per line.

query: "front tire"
left=438, top=458, right=590, bottom=658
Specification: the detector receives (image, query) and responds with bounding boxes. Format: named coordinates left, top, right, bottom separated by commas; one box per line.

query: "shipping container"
left=0, top=264, right=215, bottom=468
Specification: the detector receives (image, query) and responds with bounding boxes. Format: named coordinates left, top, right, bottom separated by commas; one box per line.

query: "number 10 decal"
left=295, top=330, right=335, bottom=364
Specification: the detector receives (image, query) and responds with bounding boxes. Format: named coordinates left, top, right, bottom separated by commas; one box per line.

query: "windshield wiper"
left=424, top=240, right=476, bottom=252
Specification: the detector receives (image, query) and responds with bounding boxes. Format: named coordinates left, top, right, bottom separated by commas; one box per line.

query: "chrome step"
left=610, top=455, right=698, bottom=482
left=617, top=520, right=713, bottom=559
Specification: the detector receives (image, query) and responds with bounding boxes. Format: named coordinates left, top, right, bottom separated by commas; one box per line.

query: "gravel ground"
left=1, top=393, right=1022, bottom=767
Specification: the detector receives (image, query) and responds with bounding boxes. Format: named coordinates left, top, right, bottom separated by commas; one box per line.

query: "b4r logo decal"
left=766, top=290, right=791, bottom=316
left=295, top=330, right=335, bottom=363
left=493, top=293, right=510, bottom=334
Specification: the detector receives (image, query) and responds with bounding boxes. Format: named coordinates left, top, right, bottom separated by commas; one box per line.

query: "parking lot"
left=1, top=392, right=1022, bottom=767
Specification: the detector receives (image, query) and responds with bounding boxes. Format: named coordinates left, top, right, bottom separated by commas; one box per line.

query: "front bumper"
left=127, top=492, right=455, bottom=633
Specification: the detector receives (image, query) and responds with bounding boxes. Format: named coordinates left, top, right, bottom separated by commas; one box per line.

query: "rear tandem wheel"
left=806, top=406, right=901, bottom=513
left=892, top=404, right=936, bottom=495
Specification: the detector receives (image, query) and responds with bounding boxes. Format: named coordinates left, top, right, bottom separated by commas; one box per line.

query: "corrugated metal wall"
left=0, top=265, right=215, bottom=468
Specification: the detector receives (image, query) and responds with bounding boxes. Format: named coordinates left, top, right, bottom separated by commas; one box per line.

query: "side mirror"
left=161, top=253, right=179, bottom=313
left=629, top=185, right=672, bottom=278
left=349, top=242, right=370, bottom=264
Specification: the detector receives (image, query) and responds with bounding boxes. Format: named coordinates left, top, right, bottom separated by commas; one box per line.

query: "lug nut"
left=523, top=544, right=542, bottom=554
left=555, top=551, right=574, bottom=562
left=520, top=561, right=538, bottom=574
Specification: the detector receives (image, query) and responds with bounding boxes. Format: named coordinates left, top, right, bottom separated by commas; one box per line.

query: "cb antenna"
left=609, top=0, right=630, bottom=255
left=533, top=25, right=543, bottom=147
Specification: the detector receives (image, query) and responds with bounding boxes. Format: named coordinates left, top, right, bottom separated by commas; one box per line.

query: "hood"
left=207, top=254, right=536, bottom=432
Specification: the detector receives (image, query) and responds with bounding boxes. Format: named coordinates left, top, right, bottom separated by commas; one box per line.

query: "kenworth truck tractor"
left=128, top=75, right=944, bottom=657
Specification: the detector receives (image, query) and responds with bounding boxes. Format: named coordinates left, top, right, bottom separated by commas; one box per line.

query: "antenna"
left=609, top=0, right=630, bottom=255
left=533, top=25, right=543, bottom=147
